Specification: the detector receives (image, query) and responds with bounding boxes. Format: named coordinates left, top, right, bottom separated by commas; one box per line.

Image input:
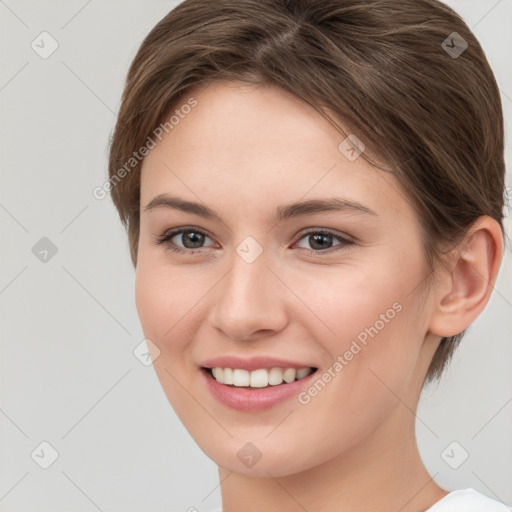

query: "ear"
left=428, top=216, right=504, bottom=338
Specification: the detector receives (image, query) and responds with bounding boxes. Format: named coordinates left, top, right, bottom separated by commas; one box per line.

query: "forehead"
left=140, top=81, right=410, bottom=221
left=162, top=80, right=345, bottom=158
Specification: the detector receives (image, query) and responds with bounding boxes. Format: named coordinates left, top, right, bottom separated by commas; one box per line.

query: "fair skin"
left=135, top=81, right=503, bottom=512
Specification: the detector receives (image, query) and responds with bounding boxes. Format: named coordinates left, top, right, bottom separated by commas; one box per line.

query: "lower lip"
left=201, top=368, right=317, bottom=412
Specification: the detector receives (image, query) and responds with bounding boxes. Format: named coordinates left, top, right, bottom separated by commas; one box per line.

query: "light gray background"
left=1, top=1, right=511, bottom=511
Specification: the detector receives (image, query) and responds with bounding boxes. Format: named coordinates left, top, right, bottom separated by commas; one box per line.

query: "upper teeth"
left=211, top=367, right=313, bottom=387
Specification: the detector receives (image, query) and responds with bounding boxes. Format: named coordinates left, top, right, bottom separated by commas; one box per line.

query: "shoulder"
left=427, top=488, right=511, bottom=512
left=201, top=492, right=511, bottom=512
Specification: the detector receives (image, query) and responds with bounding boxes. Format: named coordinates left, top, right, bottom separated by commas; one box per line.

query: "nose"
left=207, top=247, right=289, bottom=342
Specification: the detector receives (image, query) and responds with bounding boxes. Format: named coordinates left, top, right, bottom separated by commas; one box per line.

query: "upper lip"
left=200, top=355, right=317, bottom=372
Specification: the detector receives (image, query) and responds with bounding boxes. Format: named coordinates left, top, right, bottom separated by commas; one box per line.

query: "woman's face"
left=135, top=81, right=441, bottom=476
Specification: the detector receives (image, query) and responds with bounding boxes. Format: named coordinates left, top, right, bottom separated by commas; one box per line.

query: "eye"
left=154, top=227, right=216, bottom=254
left=294, top=229, right=354, bottom=254
left=154, top=227, right=354, bottom=256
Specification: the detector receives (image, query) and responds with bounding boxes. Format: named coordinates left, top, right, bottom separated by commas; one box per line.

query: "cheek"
left=134, top=257, right=213, bottom=365
left=135, top=260, right=187, bottom=354
left=135, top=263, right=164, bottom=341
left=293, top=249, right=426, bottom=393
left=278, top=274, right=424, bottom=470
left=134, top=261, right=197, bottom=411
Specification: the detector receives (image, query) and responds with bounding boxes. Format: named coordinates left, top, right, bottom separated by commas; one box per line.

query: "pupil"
left=310, top=233, right=332, bottom=250
left=184, top=230, right=204, bottom=248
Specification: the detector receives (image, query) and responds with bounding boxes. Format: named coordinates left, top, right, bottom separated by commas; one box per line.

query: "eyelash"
left=154, top=227, right=355, bottom=256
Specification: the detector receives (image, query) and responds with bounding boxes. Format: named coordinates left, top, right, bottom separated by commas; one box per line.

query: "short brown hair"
left=108, top=0, right=507, bottom=385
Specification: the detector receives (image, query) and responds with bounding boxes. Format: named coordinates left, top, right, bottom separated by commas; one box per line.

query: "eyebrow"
left=143, top=193, right=378, bottom=223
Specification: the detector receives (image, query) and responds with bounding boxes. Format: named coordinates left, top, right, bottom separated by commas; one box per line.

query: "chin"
left=190, top=432, right=323, bottom=477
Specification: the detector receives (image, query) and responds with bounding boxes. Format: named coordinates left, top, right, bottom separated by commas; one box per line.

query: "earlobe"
left=428, top=216, right=504, bottom=338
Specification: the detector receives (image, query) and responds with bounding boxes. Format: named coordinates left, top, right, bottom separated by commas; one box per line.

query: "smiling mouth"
left=202, top=366, right=318, bottom=388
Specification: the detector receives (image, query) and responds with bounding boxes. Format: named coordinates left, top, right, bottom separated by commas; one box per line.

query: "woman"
left=107, top=0, right=510, bottom=510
